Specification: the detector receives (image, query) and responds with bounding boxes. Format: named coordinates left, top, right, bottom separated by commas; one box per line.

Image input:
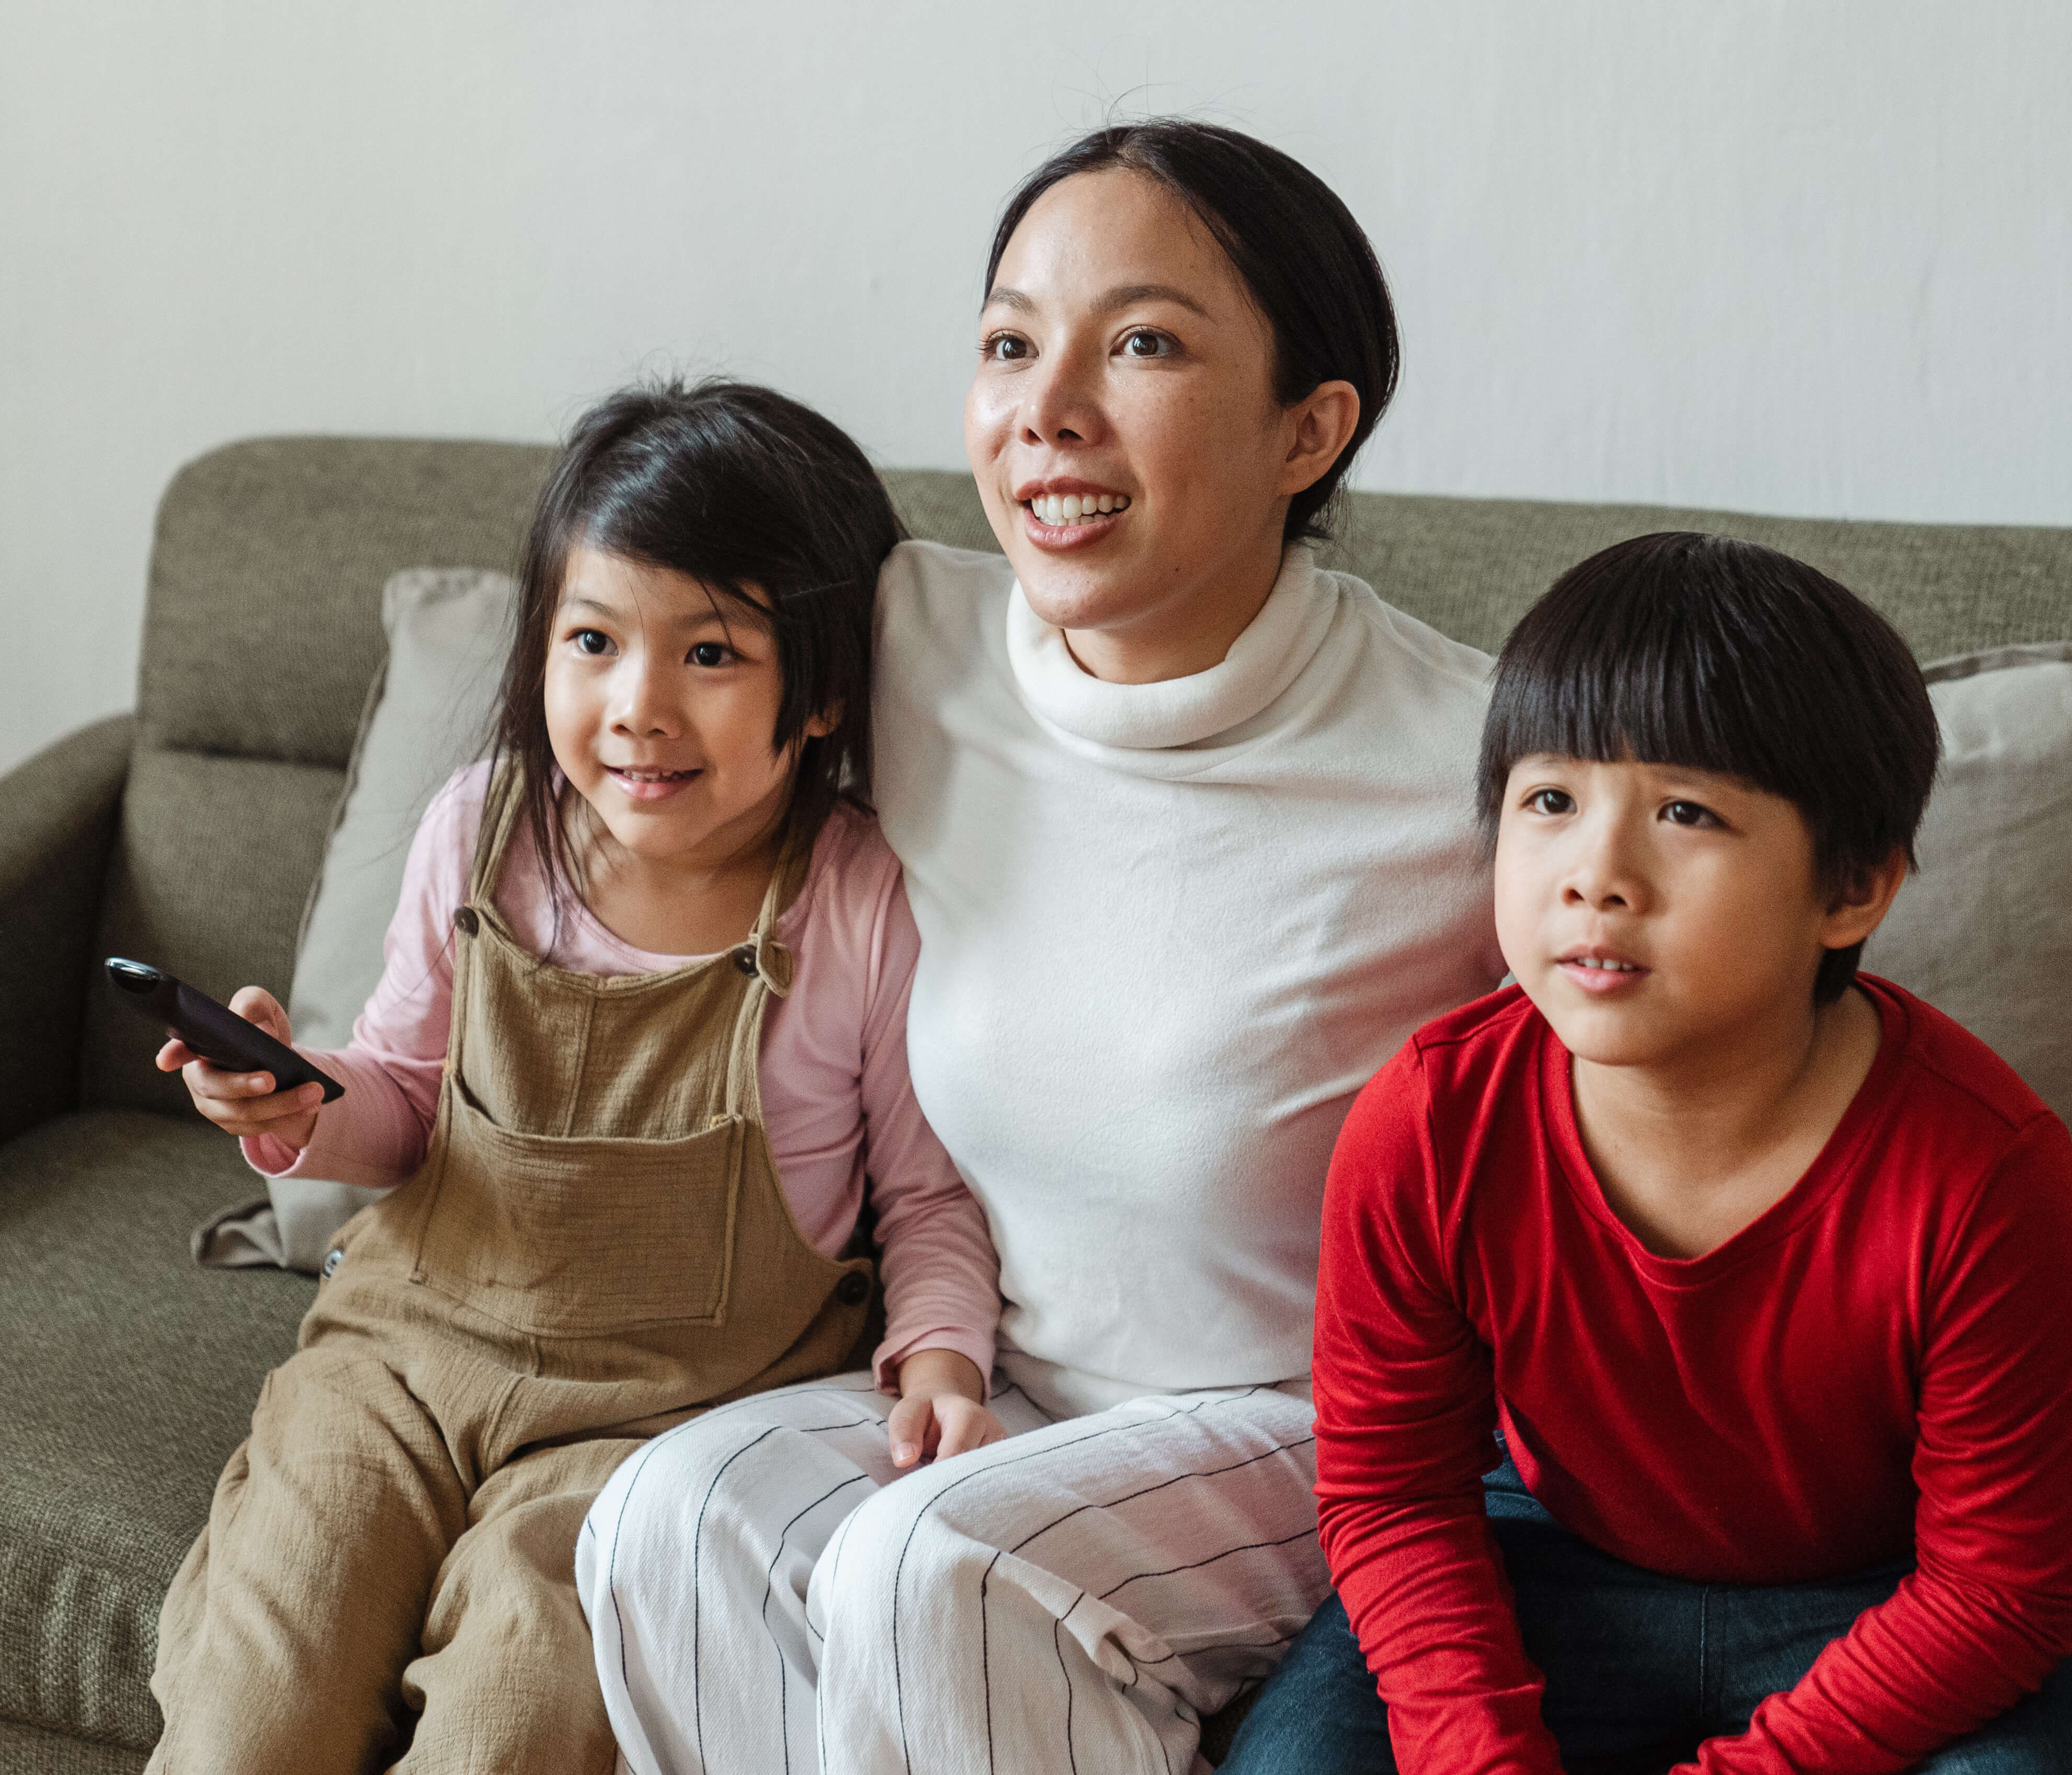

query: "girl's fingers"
left=886, top=1394, right=932, bottom=1469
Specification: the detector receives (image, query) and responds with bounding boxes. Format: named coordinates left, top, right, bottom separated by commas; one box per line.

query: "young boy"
left=1225, top=533, right=2072, bottom=1773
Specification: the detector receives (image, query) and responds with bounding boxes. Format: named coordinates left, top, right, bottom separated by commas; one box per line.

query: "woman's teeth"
left=1028, top=493, right=1129, bottom=526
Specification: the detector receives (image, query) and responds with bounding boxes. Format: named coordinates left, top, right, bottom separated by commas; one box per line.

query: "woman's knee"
left=582, top=1385, right=888, bottom=1613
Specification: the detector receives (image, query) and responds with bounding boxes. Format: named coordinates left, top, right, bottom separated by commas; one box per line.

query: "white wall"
left=3, top=1, right=2067, bottom=775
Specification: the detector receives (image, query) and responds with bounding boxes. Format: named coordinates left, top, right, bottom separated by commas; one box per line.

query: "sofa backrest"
left=79, top=438, right=2072, bottom=1111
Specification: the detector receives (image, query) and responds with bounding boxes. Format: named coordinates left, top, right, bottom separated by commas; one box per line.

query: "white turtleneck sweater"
left=873, top=540, right=1506, bottom=1418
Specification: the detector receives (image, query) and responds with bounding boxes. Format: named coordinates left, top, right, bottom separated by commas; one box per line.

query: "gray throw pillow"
left=194, top=567, right=516, bottom=1270
left=1864, top=643, right=2072, bottom=1121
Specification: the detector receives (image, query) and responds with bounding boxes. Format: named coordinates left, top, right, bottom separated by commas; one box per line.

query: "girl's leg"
left=399, top=1436, right=643, bottom=1774
left=146, top=1347, right=468, bottom=1775
left=809, top=1385, right=1323, bottom=1775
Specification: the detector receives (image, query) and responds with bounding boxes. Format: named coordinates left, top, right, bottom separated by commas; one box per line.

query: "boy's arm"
left=1677, top=1113, right=2072, bottom=1775
left=1314, top=1051, right=1564, bottom=1775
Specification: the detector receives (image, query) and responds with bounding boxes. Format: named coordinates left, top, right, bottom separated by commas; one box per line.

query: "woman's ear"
left=1278, top=380, right=1361, bottom=499
left=1820, top=845, right=1911, bottom=951
left=802, top=702, right=842, bottom=742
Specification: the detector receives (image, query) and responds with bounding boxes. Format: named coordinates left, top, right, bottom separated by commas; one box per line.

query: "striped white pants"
left=576, top=1373, right=1324, bottom=1775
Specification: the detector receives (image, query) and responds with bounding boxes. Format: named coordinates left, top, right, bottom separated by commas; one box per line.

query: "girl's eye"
left=980, top=331, right=1031, bottom=363
left=1525, top=788, right=1575, bottom=816
left=690, top=642, right=730, bottom=668
left=1120, top=329, right=1172, bottom=359
left=573, top=629, right=611, bottom=657
left=1663, top=800, right=1717, bottom=828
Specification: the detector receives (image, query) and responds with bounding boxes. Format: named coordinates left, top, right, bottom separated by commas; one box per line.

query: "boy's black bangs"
left=1477, top=539, right=1807, bottom=832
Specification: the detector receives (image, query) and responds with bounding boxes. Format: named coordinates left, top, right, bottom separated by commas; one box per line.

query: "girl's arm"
left=163, top=771, right=478, bottom=1188
left=852, top=862, right=1004, bottom=1463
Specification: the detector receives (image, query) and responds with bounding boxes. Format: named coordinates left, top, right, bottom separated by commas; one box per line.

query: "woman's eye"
left=980, top=332, right=1030, bottom=363
left=1525, top=788, right=1575, bottom=816
left=572, top=629, right=611, bottom=657
left=1663, top=800, right=1716, bottom=828
left=1120, top=329, right=1172, bottom=359
left=690, top=642, right=730, bottom=668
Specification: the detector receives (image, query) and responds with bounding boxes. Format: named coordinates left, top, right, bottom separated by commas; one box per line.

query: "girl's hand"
left=888, top=1348, right=1007, bottom=1469
left=155, top=986, right=325, bottom=1152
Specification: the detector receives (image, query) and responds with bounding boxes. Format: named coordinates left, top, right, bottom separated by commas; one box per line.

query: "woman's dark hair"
left=494, top=376, right=901, bottom=909
left=986, top=119, right=1397, bottom=545
left=1476, top=532, right=1940, bottom=1005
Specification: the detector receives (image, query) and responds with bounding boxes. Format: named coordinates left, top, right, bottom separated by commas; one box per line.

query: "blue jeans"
left=1222, top=1457, right=2072, bottom=1774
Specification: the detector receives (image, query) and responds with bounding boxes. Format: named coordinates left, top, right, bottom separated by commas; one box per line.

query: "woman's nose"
left=1018, top=339, right=1104, bottom=447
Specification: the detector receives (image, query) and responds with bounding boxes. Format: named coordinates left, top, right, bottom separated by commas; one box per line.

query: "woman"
left=578, top=119, right=1505, bottom=1774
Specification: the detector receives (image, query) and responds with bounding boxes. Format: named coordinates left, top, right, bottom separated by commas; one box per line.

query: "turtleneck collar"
left=1004, top=546, right=1336, bottom=752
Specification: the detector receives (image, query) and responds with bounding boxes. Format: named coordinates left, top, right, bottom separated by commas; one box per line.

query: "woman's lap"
left=582, top=1375, right=1328, bottom=1774
left=1221, top=1462, right=2072, bottom=1775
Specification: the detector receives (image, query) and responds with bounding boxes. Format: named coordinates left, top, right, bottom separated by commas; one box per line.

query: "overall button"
left=453, top=906, right=481, bottom=937
left=836, top=1272, right=870, bottom=1307
left=731, top=945, right=759, bottom=977
left=321, top=1248, right=344, bottom=1279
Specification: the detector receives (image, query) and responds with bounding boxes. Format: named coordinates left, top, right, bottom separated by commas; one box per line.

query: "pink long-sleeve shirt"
left=246, top=763, right=999, bottom=1388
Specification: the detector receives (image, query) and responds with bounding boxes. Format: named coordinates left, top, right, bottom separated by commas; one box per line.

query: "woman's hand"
left=156, top=986, right=324, bottom=1152
left=887, top=1348, right=1007, bottom=1470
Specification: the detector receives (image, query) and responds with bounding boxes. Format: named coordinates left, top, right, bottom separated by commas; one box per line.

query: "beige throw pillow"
left=1864, top=643, right=2072, bottom=1121
left=194, top=567, right=516, bottom=1270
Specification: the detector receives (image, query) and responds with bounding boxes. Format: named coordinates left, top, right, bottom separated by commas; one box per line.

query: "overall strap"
left=719, top=838, right=812, bottom=1119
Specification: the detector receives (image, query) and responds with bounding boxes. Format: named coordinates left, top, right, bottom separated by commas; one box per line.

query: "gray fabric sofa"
left=3, top=438, right=2068, bottom=1773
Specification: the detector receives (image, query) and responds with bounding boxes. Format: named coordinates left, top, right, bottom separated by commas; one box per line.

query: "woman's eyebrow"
left=981, top=282, right=1212, bottom=319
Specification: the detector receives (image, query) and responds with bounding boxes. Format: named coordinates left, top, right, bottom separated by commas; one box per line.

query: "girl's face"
left=543, top=546, right=826, bottom=873
left=964, top=167, right=1356, bottom=681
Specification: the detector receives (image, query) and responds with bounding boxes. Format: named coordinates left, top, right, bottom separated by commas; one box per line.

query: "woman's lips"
left=1020, top=495, right=1128, bottom=552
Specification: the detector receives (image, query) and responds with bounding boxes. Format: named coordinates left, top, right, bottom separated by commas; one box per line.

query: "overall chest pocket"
left=413, top=1078, right=745, bottom=1338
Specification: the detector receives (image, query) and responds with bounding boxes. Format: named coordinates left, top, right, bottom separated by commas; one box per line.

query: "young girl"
left=145, top=380, right=1006, bottom=1775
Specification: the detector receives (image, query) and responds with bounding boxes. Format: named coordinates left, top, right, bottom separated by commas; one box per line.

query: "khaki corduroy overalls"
left=149, top=768, right=874, bottom=1775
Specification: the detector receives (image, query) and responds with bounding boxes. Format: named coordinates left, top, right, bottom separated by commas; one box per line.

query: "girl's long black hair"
left=492, top=377, right=902, bottom=910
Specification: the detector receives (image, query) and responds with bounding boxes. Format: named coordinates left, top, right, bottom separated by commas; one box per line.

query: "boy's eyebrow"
left=981, top=282, right=1211, bottom=320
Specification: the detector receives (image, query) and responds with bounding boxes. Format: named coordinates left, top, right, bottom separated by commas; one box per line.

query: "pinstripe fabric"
left=579, top=1376, right=1324, bottom=1774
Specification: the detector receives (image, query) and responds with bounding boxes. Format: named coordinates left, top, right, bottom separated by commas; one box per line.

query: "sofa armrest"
left=0, top=714, right=133, bottom=1143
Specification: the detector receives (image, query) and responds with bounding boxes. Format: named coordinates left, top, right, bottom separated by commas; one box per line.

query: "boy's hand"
left=156, top=986, right=324, bottom=1152
left=888, top=1348, right=1006, bottom=1470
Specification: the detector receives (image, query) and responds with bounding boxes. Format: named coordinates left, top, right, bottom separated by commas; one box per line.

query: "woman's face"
left=965, top=167, right=1356, bottom=681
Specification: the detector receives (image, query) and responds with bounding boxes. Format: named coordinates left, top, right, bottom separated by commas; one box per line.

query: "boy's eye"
left=1662, top=800, right=1717, bottom=828
left=1120, top=328, right=1172, bottom=359
left=573, top=629, right=611, bottom=656
left=979, top=331, right=1031, bottom=362
left=1525, top=788, right=1575, bottom=816
left=690, top=642, right=730, bottom=668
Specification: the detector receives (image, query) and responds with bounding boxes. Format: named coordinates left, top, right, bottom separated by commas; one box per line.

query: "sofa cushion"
left=0, top=1112, right=312, bottom=1749
left=1864, top=643, right=2072, bottom=1119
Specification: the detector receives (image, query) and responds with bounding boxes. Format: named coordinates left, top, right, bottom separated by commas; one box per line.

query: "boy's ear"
left=1820, top=845, right=1910, bottom=952
left=802, top=701, right=842, bottom=742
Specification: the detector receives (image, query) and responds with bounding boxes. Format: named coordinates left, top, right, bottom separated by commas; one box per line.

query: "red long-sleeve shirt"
left=1314, top=977, right=2072, bottom=1774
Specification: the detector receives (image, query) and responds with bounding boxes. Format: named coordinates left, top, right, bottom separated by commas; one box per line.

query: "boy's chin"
left=1521, top=977, right=1680, bottom=1068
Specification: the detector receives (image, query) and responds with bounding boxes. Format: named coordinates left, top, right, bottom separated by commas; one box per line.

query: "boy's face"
left=1494, top=755, right=1886, bottom=1068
